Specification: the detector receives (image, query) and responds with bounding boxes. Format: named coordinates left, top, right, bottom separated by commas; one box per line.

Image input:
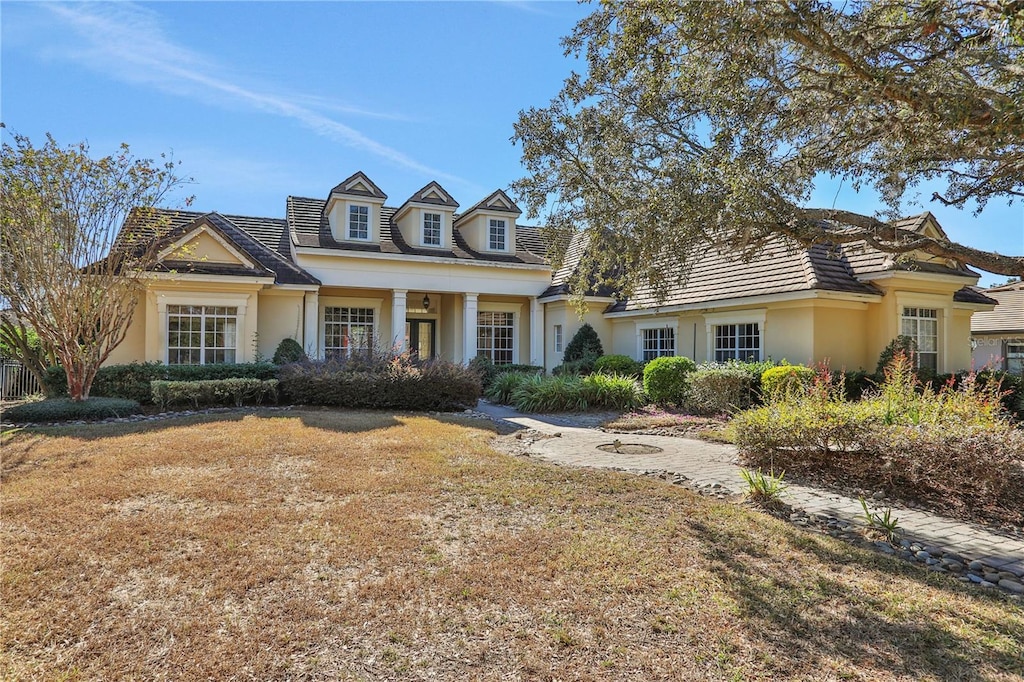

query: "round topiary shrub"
left=273, top=338, right=307, bottom=365
left=642, top=356, right=696, bottom=406
left=563, top=323, right=604, bottom=362
left=594, top=354, right=643, bottom=377
left=760, top=364, right=815, bottom=402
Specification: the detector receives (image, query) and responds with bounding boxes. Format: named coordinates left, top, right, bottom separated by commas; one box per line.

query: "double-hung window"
left=324, top=307, right=375, bottom=359
left=553, top=324, right=564, bottom=353
left=641, top=327, right=675, bottom=361
left=422, top=212, right=442, bottom=246
left=901, top=307, right=938, bottom=372
left=477, top=311, right=514, bottom=365
left=714, top=323, right=762, bottom=362
left=488, top=219, right=506, bottom=251
left=348, top=205, right=369, bottom=240
left=167, top=305, right=238, bottom=365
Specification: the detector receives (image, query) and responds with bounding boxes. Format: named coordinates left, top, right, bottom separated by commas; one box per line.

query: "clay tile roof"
left=971, top=283, right=1024, bottom=333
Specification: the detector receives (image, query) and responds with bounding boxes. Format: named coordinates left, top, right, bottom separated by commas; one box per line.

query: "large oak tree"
left=1, top=132, right=187, bottom=401
left=513, top=0, right=1024, bottom=301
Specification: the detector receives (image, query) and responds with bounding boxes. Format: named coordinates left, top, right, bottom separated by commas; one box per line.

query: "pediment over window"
left=158, top=221, right=258, bottom=270
left=328, top=171, right=388, bottom=201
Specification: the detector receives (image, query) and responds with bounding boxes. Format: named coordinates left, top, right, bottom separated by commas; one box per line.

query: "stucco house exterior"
left=107, top=172, right=996, bottom=374
left=971, top=281, right=1024, bottom=374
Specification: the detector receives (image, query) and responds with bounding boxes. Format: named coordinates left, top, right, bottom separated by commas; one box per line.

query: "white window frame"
left=704, top=311, right=766, bottom=363
left=422, top=211, right=442, bottom=247
left=636, top=319, right=678, bottom=362
left=895, top=293, right=948, bottom=373
left=476, top=302, right=520, bottom=365
left=901, top=306, right=940, bottom=372
left=320, top=297, right=383, bottom=360
left=166, top=305, right=239, bottom=365
left=347, top=204, right=371, bottom=241
left=553, top=324, right=564, bottom=353
left=488, top=218, right=507, bottom=251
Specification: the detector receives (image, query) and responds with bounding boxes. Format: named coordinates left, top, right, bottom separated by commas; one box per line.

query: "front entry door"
left=406, top=319, right=435, bottom=360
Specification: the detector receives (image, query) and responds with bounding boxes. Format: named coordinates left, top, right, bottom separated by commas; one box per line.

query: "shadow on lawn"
left=685, top=515, right=1024, bottom=679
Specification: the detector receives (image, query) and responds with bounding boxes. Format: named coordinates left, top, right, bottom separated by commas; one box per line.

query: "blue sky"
left=3, top=1, right=1021, bottom=286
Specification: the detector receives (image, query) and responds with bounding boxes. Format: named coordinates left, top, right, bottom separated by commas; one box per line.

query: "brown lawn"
left=1, top=410, right=1022, bottom=681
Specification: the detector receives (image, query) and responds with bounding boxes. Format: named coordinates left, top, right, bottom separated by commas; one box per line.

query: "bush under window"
left=642, top=356, right=696, bottom=406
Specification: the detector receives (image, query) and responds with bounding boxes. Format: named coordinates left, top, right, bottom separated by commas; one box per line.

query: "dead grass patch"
left=1, top=409, right=1022, bottom=680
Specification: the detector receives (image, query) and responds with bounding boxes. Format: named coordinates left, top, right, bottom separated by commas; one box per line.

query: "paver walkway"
left=475, top=401, right=1024, bottom=578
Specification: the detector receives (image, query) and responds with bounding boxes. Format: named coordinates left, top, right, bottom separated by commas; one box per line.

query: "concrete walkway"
left=476, top=401, right=1024, bottom=580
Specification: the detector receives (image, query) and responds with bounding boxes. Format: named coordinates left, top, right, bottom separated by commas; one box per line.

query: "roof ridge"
left=798, top=245, right=821, bottom=289
left=211, top=212, right=315, bottom=280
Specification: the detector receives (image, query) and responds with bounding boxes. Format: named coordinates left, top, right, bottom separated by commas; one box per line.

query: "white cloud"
left=38, top=3, right=468, bottom=185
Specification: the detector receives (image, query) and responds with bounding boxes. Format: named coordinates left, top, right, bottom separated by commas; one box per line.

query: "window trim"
left=553, top=324, right=564, bottom=353
left=319, top=297, right=383, bottom=360
left=895, top=293, right=948, bottom=373
left=1006, top=341, right=1024, bottom=375
left=421, top=211, right=443, bottom=247
left=901, top=306, right=940, bottom=372
left=347, top=203, right=371, bottom=241
left=156, top=292, right=250, bottom=365
left=166, top=304, right=240, bottom=365
left=487, top=218, right=507, bottom=252
left=703, top=310, right=766, bottom=363
left=636, top=319, right=679, bottom=362
left=477, top=303, right=520, bottom=365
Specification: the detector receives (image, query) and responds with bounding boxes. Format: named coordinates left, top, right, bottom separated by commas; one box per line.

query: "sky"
left=2, top=0, right=1021, bottom=287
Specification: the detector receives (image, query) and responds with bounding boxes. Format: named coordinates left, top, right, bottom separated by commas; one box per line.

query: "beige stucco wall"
left=105, top=291, right=148, bottom=366
left=256, top=290, right=306, bottom=360
left=810, top=304, right=870, bottom=371
left=544, top=299, right=615, bottom=370
left=175, top=231, right=243, bottom=264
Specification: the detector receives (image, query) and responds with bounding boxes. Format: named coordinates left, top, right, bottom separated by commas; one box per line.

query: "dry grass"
left=2, top=409, right=1022, bottom=681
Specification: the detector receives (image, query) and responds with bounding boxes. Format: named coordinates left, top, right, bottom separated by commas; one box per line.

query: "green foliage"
left=860, top=498, right=900, bottom=542
left=563, top=323, right=603, bottom=362
left=151, top=378, right=279, bottom=410
left=761, top=364, right=815, bottom=403
left=739, top=468, right=787, bottom=507
left=469, top=355, right=543, bottom=389
left=552, top=356, right=598, bottom=376
left=876, top=336, right=918, bottom=375
left=510, top=373, right=644, bottom=412
left=642, top=356, right=696, bottom=406
left=2, top=397, right=142, bottom=423
left=44, top=362, right=278, bottom=404
left=579, top=372, right=645, bottom=411
left=279, top=357, right=481, bottom=411
left=485, top=371, right=534, bottom=405
left=272, top=338, right=307, bottom=365
left=594, top=354, right=643, bottom=377
left=684, top=361, right=766, bottom=414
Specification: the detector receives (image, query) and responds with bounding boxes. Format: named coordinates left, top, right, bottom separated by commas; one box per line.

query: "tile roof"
left=841, top=213, right=980, bottom=279
left=286, top=195, right=548, bottom=265
left=606, top=237, right=882, bottom=313
left=540, top=233, right=618, bottom=299
left=119, top=208, right=320, bottom=286
left=971, top=283, right=1024, bottom=333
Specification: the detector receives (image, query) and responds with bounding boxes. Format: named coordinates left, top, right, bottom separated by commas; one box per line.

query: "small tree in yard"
left=1, top=132, right=187, bottom=401
left=563, top=323, right=604, bottom=362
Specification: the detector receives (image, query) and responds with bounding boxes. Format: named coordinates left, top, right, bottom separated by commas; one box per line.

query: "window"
left=167, top=305, right=237, bottom=365
left=422, top=212, right=442, bottom=246
left=642, top=327, right=675, bottom=361
left=1006, top=343, right=1023, bottom=375
left=477, top=311, right=514, bottom=364
left=488, top=219, right=506, bottom=251
left=553, top=324, right=564, bottom=353
left=348, top=205, right=369, bottom=240
left=901, top=307, right=938, bottom=372
left=714, top=323, right=761, bottom=362
left=324, top=307, right=375, bottom=359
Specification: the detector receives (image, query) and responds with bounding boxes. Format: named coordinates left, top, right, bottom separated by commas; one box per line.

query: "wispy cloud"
left=39, top=3, right=467, bottom=185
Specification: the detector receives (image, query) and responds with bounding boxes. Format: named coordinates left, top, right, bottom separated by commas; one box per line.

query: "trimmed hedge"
left=684, top=360, right=773, bottom=414
left=2, top=397, right=142, bottom=423
left=595, top=354, right=643, bottom=377
left=152, top=378, right=279, bottom=409
left=279, top=357, right=481, bottom=411
left=273, top=338, right=307, bottom=365
left=642, top=356, right=696, bottom=406
left=761, top=364, right=815, bottom=402
left=43, top=362, right=279, bottom=404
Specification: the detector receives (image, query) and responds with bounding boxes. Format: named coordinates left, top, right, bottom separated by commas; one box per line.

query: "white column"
left=529, top=296, right=543, bottom=367
left=303, top=291, right=319, bottom=359
left=156, top=299, right=168, bottom=364
left=463, top=293, right=478, bottom=362
left=392, top=289, right=408, bottom=353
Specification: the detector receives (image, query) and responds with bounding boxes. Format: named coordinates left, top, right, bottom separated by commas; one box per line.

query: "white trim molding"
left=703, top=309, right=767, bottom=363
left=635, top=318, right=679, bottom=361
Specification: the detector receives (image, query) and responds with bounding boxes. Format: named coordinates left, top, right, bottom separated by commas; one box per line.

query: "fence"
left=1, top=360, right=42, bottom=401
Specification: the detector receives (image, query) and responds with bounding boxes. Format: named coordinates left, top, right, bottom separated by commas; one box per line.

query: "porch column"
left=303, top=291, right=319, bottom=359
left=392, top=289, right=408, bottom=353
left=529, top=296, right=544, bottom=366
left=463, top=293, right=478, bottom=362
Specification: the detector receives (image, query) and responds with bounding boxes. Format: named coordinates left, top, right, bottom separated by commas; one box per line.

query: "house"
left=971, top=281, right=1024, bottom=374
left=107, top=173, right=997, bottom=375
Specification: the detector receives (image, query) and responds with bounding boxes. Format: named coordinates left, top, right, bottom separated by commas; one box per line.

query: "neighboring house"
left=971, top=281, right=1024, bottom=374
left=106, top=173, right=996, bottom=375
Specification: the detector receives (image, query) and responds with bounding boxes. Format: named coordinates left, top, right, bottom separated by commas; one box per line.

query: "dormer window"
left=489, top=219, right=507, bottom=251
left=423, top=212, right=442, bottom=246
left=348, top=205, right=370, bottom=240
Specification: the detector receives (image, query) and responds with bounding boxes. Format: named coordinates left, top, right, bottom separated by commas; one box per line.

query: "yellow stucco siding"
left=763, top=307, right=815, bottom=365
left=256, top=290, right=305, bottom=360
left=105, top=292, right=148, bottom=366
left=543, top=299, right=614, bottom=370
left=811, top=305, right=870, bottom=371
left=173, top=231, right=246, bottom=264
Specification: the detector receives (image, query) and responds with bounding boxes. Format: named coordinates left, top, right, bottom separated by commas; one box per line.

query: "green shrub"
left=272, top=338, right=307, bottom=365
left=594, top=354, right=643, bottom=377
left=512, top=374, right=584, bottom=412
left=468, top=355, right=543, bottom=389
left=43, top=362, right=278, bottom=404
left=642, top=356, right=696, bottom=406
left=579, top=373, right=645, bottom=410
left=761, top=364, right=815, bottom=402
left=684, top=362, right=761, bottom=414
left=279, top=357, right=481, bottom=411
left=553, top=355, right=598, bottom=376
left=2, top=397, right=142, bottom=423
left=151, top=378, right=279, bottom=410
left=876, top=335, right=917, bottom=375
left=485, top=371, right=534, bottom=405
left=563, top=323, right=604, bottom=362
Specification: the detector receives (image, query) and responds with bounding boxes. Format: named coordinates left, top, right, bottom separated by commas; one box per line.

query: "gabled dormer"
left=324, top=171, right=387, bottom=245
left=392, top=181, right=460, bottom=250
left=453, top=189, right=521, bottom=254
left=158, top=217, right=258, bottom=269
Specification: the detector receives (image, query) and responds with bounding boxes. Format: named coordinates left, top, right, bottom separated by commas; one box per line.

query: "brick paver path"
left=476, top=401, right=1024, bottom=577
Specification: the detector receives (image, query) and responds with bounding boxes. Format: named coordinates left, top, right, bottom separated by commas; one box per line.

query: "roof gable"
left=158, top=221, right=258, bottom=269
left=328, top=171, right=387, bottom=200
left=454, top=189, right=522, bottom=223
